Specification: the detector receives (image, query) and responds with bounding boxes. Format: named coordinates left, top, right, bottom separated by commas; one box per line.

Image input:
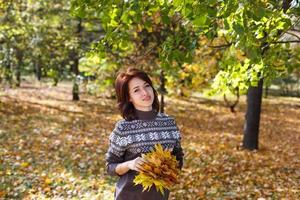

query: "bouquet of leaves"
left=133, top=143, right=180, bottom=195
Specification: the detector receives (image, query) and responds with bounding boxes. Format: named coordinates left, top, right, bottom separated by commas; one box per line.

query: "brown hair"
left=115, top=67, right=159, bottom=121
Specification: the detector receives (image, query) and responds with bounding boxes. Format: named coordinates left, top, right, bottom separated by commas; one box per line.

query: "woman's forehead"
left=129, top=77, right=147, bottom=88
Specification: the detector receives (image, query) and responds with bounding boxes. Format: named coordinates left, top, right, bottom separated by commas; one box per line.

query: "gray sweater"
left=105, top=110, right=184, bottom=200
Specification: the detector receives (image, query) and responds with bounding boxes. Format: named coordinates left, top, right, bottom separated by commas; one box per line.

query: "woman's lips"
left=143, top=96, right=151, bottom=101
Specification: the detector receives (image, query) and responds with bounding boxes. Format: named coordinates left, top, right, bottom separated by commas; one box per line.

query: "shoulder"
left=109, top=119, right=127, bottom=142
left=157, top=112, right=176, bottom=122
left=113, top=119, right=127, bottom=131
left=115, top=119, right=126, bottom=127
left=112, top=119, right=140, bottom=135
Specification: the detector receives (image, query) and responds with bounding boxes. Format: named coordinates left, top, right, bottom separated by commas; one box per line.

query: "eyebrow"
left=132, top=82, right=148, bottom=90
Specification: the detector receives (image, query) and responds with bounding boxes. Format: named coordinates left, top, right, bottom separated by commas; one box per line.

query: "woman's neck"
left=134, top=108, right=157, bottom=120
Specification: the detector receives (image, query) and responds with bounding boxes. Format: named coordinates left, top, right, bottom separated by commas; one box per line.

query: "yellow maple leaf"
left=133, top=143, right=180, bottom=195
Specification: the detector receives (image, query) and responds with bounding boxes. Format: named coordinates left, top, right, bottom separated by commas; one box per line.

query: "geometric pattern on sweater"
left=105, top=112, right=183, bottom=200
left=126, top=141, right=176, bottom=154
left=107, top=112, right=181, bottom=157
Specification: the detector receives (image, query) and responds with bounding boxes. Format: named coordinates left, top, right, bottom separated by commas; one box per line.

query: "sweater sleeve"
left=172, top=139, right=184, bottom=170
left=171, top=119, right=184, bottom=170
left=105, top=121, right=126, bottom=176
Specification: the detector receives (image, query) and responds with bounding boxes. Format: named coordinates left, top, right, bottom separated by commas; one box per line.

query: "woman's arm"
left=105, top=121, right=145, bottom=176
left=115, top=157, right=145, bottom=176
left=105, top=122, right=126, bottom=176
left=172, top=118, right=184, bottom=169
left=172, top=141, right=184, bottom=169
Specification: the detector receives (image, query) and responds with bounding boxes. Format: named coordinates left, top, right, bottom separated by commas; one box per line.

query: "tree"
left=181, top=0, right=299, bottom=150
left=243, top=0, right=298, bottom=150
left=0, top=0, right=104, bottom=101
left=71, top=0, right=300, bottom=149
left=71, top=1, right=200, bottom=109
left=0, top=0, right=31, bottom=87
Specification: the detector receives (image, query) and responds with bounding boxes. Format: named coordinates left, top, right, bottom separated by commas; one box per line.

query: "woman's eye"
left=145, top=84, right=150, bottom=87
left=134, top=89, right=139, bottom=93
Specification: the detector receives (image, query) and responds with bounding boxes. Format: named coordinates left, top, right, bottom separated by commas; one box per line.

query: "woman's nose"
left=141, top=88, right=148, bottom=96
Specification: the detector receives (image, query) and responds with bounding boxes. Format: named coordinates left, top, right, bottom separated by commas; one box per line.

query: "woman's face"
left=128, top=77, right=154, bottom=111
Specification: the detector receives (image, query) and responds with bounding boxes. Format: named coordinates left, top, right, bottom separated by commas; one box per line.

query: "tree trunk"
left=71, top=54, right=80, bottom=101
left=5, top=42, right=12, bottom=86
left=297, top=76, right=300, bottom=97
left=71, top=18, right=82, bottom=101
left=264, top=85, right=269, bottom=98
left=242, top=0, right=291, bottom=150
left=15, top=66, right=21, bottom=87
left=35, top=58, right=42, bottom=81
left=243, top=79, right=263, bottom=150
left=159, top=70, right=166, bottom=113
left=160, top=94, right=164, bottom=113
left=283, top=0, right=293, bottom=12
left=72, top=81, right=79, bottom=100
left=15, top=48, right=23, bottom=87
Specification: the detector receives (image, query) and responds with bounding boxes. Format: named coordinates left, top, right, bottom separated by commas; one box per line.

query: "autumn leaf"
left=133, top=144, right=180, bottom=195
left=1, top=82, right=300, bottom=199
left=44, top=178, right=52, bottom=185
left=0, top=191, right=6, bottom=198
left=20, top=162, right=30, bottom=168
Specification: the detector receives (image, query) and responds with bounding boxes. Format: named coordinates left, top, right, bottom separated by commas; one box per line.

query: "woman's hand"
left=127, top=157, right=145, bottom=172
left=115, top=156, right=146, bottom=175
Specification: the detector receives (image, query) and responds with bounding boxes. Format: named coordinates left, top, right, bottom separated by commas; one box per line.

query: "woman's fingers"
left=134, top=157, right=146, bottom=172
left=135, top=157, right=145, bottom=164
left=136, top=165, right=143, bottom=172
left=130, top=156, right=149, bottom=172
left=135, top=161, right=143, bottom=169
left=140, top=157, right=147, bottom=163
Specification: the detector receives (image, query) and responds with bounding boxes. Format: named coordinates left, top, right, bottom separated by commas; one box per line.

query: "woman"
left=105, top=67, right=184, bottom=200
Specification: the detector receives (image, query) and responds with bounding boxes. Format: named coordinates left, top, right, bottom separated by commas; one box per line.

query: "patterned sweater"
left=105, top=110, right=184, bottom=200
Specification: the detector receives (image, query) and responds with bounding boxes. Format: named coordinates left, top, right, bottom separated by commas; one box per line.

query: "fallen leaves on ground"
left=0, top=81, right=299, bottom=199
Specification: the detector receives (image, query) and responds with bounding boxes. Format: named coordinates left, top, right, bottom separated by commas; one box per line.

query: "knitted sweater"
left=105, top=110, right=184, bottom=200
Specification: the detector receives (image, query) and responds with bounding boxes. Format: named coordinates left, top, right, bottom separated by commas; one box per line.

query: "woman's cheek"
left=148, top=88, right=154, bottom=95
left=135, top=93, right=141, bottom=101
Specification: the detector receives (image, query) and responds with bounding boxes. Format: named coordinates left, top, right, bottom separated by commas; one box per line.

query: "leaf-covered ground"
left=0, top=81, right=299, bottom=200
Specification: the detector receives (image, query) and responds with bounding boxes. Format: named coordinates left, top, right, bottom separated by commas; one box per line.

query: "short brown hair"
left=115, top=67, right=159, bottom=121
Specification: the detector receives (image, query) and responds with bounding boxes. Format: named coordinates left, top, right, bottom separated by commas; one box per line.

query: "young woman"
left=105, top=67, right=184, bottom=200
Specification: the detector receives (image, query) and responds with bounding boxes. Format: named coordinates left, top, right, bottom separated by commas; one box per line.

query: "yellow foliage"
left=44, top=178, right=52, bottom=185
left=2, top=84, right=300, bottom=199
left=20, top=162, right=30, bottom=168
left=133, top=144, right=180, bottom=195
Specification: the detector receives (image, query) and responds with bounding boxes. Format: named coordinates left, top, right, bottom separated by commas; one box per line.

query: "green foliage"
left=70, top=0, right=299, bottom=96
left=0, top=0, right=103, bottom=88
left=0, top=0, right=31, bottom=85
left=71, top=0, right=202, bottom=93
left=1, top=0, right=298, bottom=97
left=182, top=0, right=298, bottom=96
left=79, top=54, right=118, bottom=94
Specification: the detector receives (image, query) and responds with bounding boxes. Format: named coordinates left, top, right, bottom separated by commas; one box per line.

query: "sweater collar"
left=134, top=108, right=158, bottom=120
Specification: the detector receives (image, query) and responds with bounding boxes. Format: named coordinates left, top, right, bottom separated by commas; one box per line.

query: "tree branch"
left=271, top=40, right=300, bottom=44
left=290, top=28, right=300, bottom=33
left=208, top=43, right=232, bottom=49
left=285, top=31, right=300, bottom=40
